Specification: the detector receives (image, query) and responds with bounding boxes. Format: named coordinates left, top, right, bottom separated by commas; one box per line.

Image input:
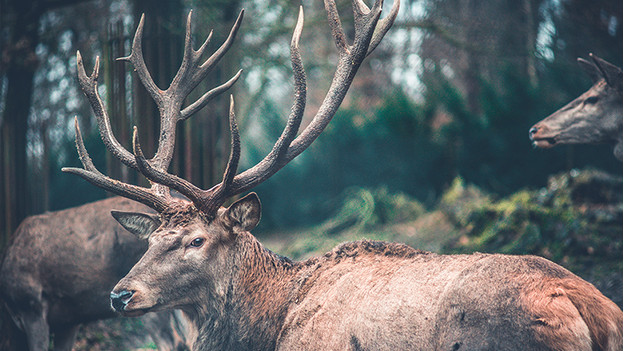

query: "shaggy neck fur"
left=183, top=232, right=298, bottom=351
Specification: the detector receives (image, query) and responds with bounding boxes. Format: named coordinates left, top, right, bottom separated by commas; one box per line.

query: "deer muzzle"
left=110, top=289, right=134, bottom=312
left=529, top=124, right=557, bottom=148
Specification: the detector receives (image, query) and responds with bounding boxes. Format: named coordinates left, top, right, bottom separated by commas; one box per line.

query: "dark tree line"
left=1, top=0, right=98, bottom=245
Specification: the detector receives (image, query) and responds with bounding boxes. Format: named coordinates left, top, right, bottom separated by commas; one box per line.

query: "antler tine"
left=117, top=14, right=163, bottom=107
left=247, top=6, right=306, bottom=172
left=179, top=7, right=307, bottom=199
left=67, top=11, right=245, bottom=213
left=62, top=118, right=169, bottom=212
left=325, top=0, right=349, bottom=53
left=169, top=10, right=244, bottom=102
left=198, top=95, right=242, bottom=214
left=68, top=3, right=397, bottom=218
left=132, top=127, right=205, bottom=205
left=148, top=10, right=242, bottom=169
left=179, top=69, right=243, bottom=121
left=129, top=10, right=242, bottom=170
left=212, top=96, right=241, bottom=194
left=68, top=116, right=101, bottom=174
left=350, top=0, right=383, bottom=57
left=196, top=10, right=244, bottom=77
left=352, top=0, right=371, bottom=15
left=367, top=0, right=399, bottom=56
left=132, top=96, right=242, bottom=216
left=181, top=11, right=195, bottom=70
left=76, top=52, right=138, bottom=170
left=221, top=0, right=398, bottom=196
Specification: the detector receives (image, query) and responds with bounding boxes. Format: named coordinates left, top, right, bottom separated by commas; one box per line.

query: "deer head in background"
left=529, top=54, right=622, bottom=160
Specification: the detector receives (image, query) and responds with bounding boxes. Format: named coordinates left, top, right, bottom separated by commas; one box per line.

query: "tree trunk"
left=0, top=3, right=41, bottom=245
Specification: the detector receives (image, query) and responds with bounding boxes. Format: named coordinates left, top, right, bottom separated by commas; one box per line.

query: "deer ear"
left=225, top=193, right=262, bottom=231
left=111, top=211, right=161, bottom=239
left=590, top=54, right=622, bottom=90
left=578, top=57, right=602, bottom=83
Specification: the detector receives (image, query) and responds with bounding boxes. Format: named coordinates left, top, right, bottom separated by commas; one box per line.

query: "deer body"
left=530, top=54, right=623, bottom=160
left=281, top=247, right=617, bottom=351
left=0, top=197, right=188, bottom=350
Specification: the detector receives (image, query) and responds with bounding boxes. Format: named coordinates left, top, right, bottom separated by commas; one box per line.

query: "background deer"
left=0, top=197, right=190, bottom=350
left=529, top=54, right=623, bottom=160
left=64, top=1, right=622, bottom=350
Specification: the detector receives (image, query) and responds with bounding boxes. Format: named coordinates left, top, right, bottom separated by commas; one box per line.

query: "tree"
left=0, top=0, right=95, bottom=246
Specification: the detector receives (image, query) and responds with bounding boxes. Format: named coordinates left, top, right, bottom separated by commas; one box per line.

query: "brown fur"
left=523, top=275, right=624, bottom=351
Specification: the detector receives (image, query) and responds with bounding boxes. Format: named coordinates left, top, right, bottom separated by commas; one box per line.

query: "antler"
left=126, top=0, right=400, bottom=216
left=63, top=10, right=244, bottom=211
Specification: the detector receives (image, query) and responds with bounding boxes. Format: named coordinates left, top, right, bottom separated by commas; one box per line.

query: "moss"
left=439, top=177, right=491, bottom=227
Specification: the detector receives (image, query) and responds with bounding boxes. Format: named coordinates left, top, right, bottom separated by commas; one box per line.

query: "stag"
left=64, top=1, right=622, bottom=350
left=0, top=197, right=190, bottom=350
left=529, top=54, right=623, bottom=160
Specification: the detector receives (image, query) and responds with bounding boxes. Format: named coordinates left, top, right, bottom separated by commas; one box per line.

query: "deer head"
left=64, top=0, right=398, bottom=321
left=529, top=54, right=623, bottom=160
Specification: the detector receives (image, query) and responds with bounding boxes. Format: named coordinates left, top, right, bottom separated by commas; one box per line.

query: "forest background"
left=1, top=0, right=622, bottom=347
left=2, top=0, right=620, bottom=236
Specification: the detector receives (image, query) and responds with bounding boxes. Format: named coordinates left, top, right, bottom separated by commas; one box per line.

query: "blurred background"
left=0, top=0, right=622, bottom=348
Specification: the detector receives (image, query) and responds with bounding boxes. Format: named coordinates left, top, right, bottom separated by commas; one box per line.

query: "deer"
left=0, top=197, right=190, bottom=350
left=529, top=54, right=623, bottom=161
left=62, top=1, right=622, bottom=350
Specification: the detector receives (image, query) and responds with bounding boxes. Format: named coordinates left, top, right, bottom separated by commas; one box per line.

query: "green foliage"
left=444, top=169, right=622, bottom=259
left=254, top=63, right=620, bottom=232
left=319, top=186, right=425, bottom=235
left=417, top=65, right=620, bottom=195
left=439, top=177, right=491, bottom=228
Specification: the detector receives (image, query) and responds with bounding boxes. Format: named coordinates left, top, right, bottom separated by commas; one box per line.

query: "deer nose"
left=529, top=126, right=539, bottom=139
left=110, top=290, right=134, bottom=311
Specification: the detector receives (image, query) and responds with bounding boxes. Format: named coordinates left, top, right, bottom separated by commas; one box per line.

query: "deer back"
left=277, top=243, right=621, bottom=350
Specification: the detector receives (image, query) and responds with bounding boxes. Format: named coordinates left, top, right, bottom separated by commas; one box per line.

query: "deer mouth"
left=532, top=137, right=557, bottom=148
left=529, top=126, right=558, bottom=148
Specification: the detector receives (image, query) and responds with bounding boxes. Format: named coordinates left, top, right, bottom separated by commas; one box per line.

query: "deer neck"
left=184, top=232, right=299, bottom=351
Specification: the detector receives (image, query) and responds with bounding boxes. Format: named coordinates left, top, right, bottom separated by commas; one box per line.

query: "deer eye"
left=584, top=96, right=599, bottom=105
left=189, top=238, right=205, bottom=248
